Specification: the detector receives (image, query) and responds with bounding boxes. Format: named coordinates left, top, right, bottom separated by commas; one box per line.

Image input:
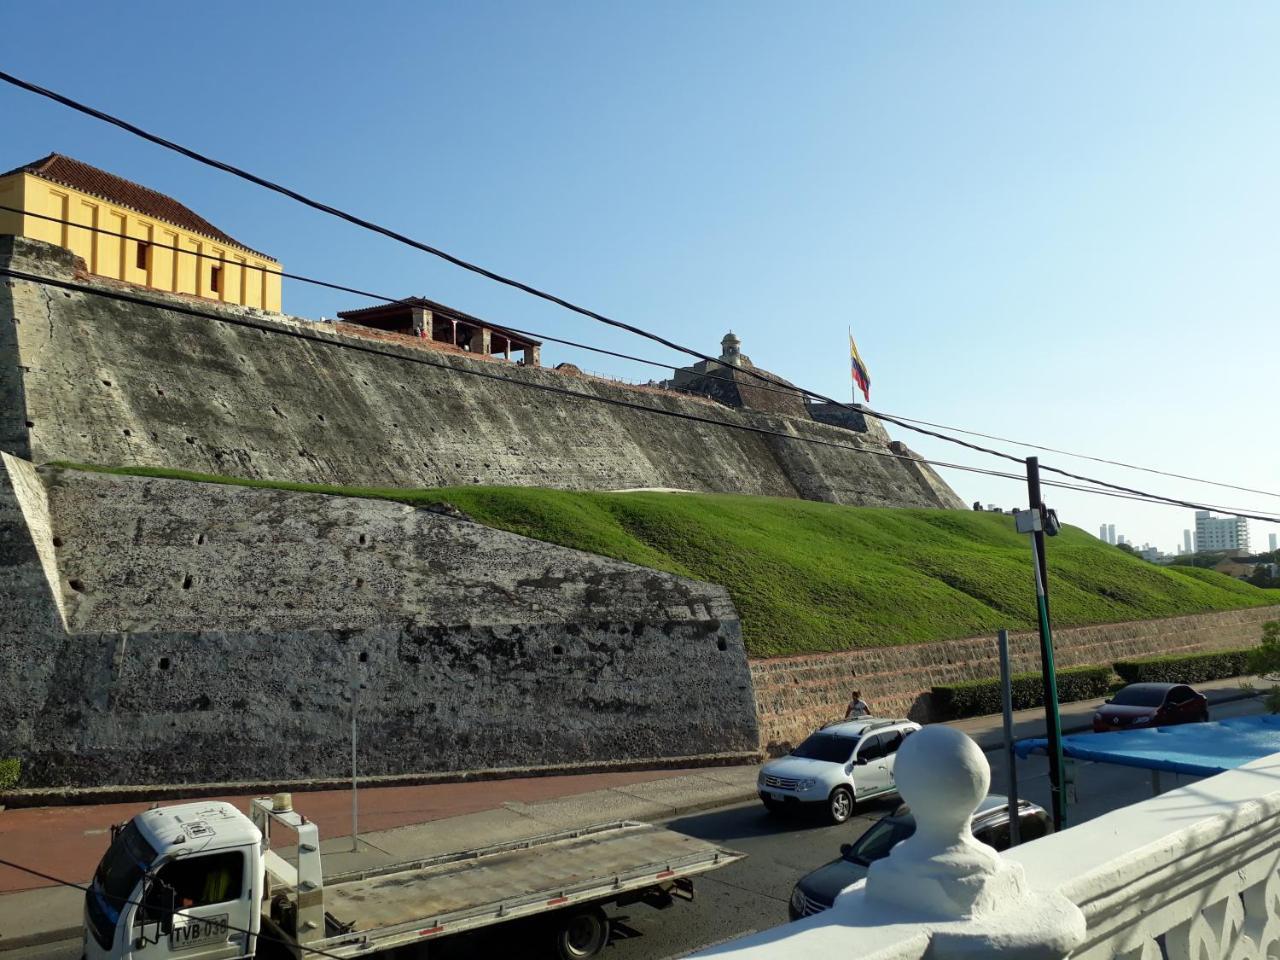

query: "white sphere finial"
left=895, top=724, right=989, bottom=842
left=866, top=725, right=1026, bottom=920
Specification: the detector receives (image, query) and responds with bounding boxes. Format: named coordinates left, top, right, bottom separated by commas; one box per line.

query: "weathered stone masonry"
left=0, top=455, right=759, bottom=789
left=750, top=605, right=1280, bottom=754
left=0, top=236, right=963, bottom=511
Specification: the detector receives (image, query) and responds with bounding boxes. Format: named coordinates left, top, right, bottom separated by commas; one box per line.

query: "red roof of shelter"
left=3, top=153, right=272, bottom=259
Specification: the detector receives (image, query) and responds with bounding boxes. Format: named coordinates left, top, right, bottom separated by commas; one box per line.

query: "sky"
left=2, top=2, right=1277, bottom=553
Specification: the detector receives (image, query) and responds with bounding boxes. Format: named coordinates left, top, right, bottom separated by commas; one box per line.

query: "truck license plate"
left=170, top=914, right=229, bottom=950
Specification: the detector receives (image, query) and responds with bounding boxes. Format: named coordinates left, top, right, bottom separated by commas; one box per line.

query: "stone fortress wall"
left=0, top=454, right=759, bottom=789
left=0, top=236, right=963, bottom=511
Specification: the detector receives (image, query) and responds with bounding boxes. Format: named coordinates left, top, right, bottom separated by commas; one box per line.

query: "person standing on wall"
left=845, top=690, right=872, bottom=719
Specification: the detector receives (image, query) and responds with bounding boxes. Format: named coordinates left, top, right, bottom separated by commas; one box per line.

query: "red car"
left=1092, top=682, right=1209, bottom=733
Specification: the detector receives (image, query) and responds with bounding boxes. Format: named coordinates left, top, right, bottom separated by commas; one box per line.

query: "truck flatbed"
left=312, top=820, right=743, bottom=954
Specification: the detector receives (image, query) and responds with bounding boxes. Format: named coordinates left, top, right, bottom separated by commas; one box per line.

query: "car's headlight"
left=791, top=886, right=807, bottom=915
left=797, top=778, right=816, bottom=791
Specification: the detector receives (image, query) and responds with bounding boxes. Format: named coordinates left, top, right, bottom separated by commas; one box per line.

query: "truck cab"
left=85, top=802, right=263, bottom=960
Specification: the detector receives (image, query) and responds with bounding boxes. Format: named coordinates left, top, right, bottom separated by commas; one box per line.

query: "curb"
left=0, top=927, right=82, bottom=954
left=0, top=751, right=761, bottom=810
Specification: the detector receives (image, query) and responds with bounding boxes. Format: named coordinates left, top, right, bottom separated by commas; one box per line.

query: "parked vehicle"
left=757, top=718, right=922, bottom=824
left=1092, top=682, right=1209, bottom=733
left=787, top=795, right=1051, bottom=919
left=82, top=794, right=744, bottom=960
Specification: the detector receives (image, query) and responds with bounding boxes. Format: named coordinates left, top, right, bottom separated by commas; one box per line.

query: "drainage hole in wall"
left=101, top=379, right=112, bottom=387
left=182, top=574, right=193, bottom=590
left=358, top=651, right=369, bottom=663
left=552, top=644, right=565, bottom=656
left=25, top=420, right=34, bottom=428
left=355, top=577, right=365, bottom=588
left=122, top=429, right=131, bottom=437
left=272, top=405, right=284, bottom=417
left=195, top=533, right=206, bottom=546
left=358, top=534, right=368, bottom=546
left=717, top=638, right=728, bottom=652
left=156, top=387, right=165, bottom=397
left=317, top=413, right=326, bottom=423
left=52, top=536, right=63, bottom=548
left=159, top=657, right=170, bottom=670
left=185, top=436, right=197, bottom=445
left=68, top=578, right=85, bottom=592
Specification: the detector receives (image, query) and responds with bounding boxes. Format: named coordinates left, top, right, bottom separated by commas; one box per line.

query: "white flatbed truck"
left=82, top=794, right=743, bottom=960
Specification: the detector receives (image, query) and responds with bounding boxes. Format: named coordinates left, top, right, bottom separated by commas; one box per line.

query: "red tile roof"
left=2, top=153, right=273, bottom=259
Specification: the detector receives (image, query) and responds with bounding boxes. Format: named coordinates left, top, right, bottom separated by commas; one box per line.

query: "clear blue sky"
left=3, top=2, right=1277, bottom=552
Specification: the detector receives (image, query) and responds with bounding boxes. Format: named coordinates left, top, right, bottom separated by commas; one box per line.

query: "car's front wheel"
left=828, top=786, right=854, bottom=824
left=762, top=796, right=783, bottom=814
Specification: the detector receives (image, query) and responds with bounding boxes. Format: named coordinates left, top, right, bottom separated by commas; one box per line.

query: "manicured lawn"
left=55, top=464, right=1280, bottom=658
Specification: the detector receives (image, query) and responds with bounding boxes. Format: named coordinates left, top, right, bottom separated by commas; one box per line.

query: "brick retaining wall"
left=749, top=606, right=1280, bottom=755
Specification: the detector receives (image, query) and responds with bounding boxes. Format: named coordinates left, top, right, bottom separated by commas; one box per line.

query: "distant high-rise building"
left=1099, top=524, right=1108, bottom=541
left=1194, top=511, right=1250, bottom=553
left=1271, top=533, right=1278, bottom=553
left=1117, top=535, right=1128, bottom=546
left=1183, top=530, right=1193, bottom=555
left=1107, top=524, right=1116, bottom=545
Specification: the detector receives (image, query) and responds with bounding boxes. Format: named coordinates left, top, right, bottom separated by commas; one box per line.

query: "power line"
left=0, top=856, right=361, bottom=960
left=2, top=70, right=1276, bottom=522
left=14, top=203, right=1276, bottom=509
left=8, top=266, right=1280, bottom=525
left=888, top=412, right=1280, bottom=501
left=0, top=204, right=395, bottom=305
left=0, top=267, right=1000, bottom=482
left=0, top=69, right=1059, bottom=469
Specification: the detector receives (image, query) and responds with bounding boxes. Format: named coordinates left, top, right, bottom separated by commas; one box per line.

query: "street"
left=4, top=695, right=1262, bottom=960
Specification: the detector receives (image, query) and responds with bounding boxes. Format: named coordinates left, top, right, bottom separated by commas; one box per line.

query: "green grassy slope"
left=56, top=464, right=1280, bottom=658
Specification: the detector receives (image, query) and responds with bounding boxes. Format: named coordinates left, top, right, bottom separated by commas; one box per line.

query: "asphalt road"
left=7, top=696, right=1263, bottom=960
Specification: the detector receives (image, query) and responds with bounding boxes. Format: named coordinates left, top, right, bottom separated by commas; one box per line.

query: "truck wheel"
left=257, top=915, right=301, bottom=960
left=553, top=906, right=609, bottom=959
left=828, top=786, right=854, bottom=824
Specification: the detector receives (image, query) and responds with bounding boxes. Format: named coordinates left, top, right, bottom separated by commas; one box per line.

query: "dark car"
left=1092, top=682, right=1208, bottom=733
left=787, top=795, right=1050, bottom=920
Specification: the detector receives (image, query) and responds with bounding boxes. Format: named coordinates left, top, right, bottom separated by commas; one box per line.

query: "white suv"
left=757, top=718, right=921, bottom=824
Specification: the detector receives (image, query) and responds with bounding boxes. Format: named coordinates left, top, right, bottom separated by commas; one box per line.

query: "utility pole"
left=1023, top=457, right=1066, bottom=831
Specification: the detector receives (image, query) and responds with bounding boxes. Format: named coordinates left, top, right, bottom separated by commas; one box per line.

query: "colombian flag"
left=849, top=330, right=871, bottom=403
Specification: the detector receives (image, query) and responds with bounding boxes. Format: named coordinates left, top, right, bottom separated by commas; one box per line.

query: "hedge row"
left=932, top=665, right=1113, bottom=721
left=1113, top=648, right=1252, bottom=685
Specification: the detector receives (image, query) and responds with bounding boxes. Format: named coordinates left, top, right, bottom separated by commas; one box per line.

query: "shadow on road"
left=666, top=796, right=901, bottom=843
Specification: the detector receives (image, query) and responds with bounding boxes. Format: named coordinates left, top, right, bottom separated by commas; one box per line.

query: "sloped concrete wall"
left=0, top=459, right=758, bottom=789
left=751, top=606, right=1280, bottom=754
left=0, top=236, right=963, bottom=510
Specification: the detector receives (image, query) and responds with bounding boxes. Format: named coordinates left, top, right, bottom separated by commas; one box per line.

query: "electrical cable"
left=3, top=70, right=1276, bottom=523
left=0, top=70, right=1114, bottom=474
left=8, top=267, right=1280, bottom=524
left=13, top=204, right=1276, bottom=508
left=888, top=412, right=1280, bottom=501
left=0, top=266, right=1008, bottom=481
left=0, top=855, right=373, bottom=960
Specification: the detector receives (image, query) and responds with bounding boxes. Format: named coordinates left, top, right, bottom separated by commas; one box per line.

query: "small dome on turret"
left=720, top=331, right=742, bottom=361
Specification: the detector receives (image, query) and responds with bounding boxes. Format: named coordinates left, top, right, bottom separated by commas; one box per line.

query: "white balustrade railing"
left=695, top=725, right=1280, bottom=960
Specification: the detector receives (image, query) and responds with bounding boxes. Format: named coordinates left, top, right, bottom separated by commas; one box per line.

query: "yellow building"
left=0, top=153, right=281, bottom=311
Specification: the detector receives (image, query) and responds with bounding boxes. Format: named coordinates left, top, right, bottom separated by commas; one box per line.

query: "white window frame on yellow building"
left=0, top=171, right=281, bottom=311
